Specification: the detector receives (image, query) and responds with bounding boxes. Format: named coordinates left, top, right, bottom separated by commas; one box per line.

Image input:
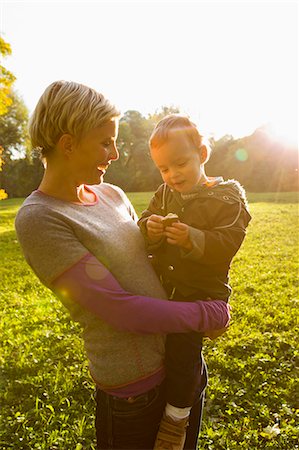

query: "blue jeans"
left=95, top=380, right=205, bottom=449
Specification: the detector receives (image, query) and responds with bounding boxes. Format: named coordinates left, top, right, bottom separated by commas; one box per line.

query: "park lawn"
left=0, top=192, right=298, bottom=450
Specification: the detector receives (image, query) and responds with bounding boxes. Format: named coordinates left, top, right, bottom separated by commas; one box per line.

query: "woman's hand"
left=164, top=222, right=193, bottom=250
left=146, top=214, right=164, bottom=242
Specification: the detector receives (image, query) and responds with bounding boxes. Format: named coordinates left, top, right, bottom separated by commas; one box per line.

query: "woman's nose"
left=109, top=143, right=119, bottom=161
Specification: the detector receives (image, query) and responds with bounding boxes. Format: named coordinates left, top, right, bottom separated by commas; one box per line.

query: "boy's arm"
left=138, top=184, right=166, bottom=249
left=175, top=200, right=251, bottom=264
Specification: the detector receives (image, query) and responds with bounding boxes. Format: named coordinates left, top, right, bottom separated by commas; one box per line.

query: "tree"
left=105, top=106, right=182, bottom=191
left=0, top=37, right=17, bottom=199
left=206, top=126, right=299, bottom=192
left=0, top=98, right=44, bottom=198
left=105, top=110, right=160, bottom=191
left=0, top=146, right=8, bottom=199
left=147, top=105, right=180, bottom=125
left=0, top=154, right=44, bottom=198
left=0, top=37, right=16, bottom=115
left=0, top=89, right=29, bottom=162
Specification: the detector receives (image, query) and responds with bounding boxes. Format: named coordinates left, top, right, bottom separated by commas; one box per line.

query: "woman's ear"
left=57, top=134, right=73, bottom=157
left=199, top=145, right=208, bottom=164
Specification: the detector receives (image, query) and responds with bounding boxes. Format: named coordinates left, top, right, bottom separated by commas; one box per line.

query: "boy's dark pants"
left=164, top=287, right=208, bottom=408
left=165, top=331, right=207, bottom=407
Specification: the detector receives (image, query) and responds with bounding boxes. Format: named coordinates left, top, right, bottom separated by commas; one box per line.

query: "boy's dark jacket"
left=138, top=179, right=251, bottom=301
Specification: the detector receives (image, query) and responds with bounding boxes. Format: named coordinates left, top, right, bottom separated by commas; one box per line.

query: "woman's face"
left=70, top=119, right=119, bottom=185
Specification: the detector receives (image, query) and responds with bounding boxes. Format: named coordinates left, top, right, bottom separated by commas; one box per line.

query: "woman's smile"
left=97, top=164, right=109, bottom=173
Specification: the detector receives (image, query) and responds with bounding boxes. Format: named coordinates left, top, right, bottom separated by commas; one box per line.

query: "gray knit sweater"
left=15, top=183, right=168, bottom=388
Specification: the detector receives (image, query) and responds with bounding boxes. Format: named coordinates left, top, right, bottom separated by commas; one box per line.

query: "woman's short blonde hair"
left=29, top=80, right=121, bottom=158
left=149, top=114, right=211, bottom=163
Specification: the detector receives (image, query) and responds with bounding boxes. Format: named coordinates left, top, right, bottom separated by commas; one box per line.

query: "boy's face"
left=150, top=135, right=204, bottom=193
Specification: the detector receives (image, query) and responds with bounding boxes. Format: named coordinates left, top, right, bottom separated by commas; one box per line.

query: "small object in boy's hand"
left=161, top=213, right=179, bottom=228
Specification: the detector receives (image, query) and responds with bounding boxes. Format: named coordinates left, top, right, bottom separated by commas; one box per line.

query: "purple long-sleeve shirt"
left=52, top=254, right=230, bottom=335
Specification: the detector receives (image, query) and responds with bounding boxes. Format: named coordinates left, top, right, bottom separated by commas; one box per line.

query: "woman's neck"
left=38, top=171, right=83, bottom=203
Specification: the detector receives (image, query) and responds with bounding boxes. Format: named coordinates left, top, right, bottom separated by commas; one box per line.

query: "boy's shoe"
left=153, top=413, right=189, bottom=450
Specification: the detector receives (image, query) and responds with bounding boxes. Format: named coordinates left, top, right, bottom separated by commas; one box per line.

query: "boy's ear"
left=199, top=145, right=208, bottom=164
left=57, top=134, right=74, bottom=157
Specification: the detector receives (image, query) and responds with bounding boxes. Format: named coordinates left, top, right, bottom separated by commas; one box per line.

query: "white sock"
left=165, top=403, right=191, bottom=421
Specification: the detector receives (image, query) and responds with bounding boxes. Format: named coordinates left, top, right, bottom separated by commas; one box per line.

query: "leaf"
left=261, top=424, right=281, bottom=439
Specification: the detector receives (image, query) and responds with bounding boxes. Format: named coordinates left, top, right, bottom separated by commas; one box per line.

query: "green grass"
left=0, top=192, right=298, bottom=449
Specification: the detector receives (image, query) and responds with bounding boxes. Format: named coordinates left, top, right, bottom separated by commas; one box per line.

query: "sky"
left=0, top=0, right=298, bottom=143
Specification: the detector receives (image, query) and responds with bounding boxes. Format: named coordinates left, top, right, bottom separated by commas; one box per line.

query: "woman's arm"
left=15, top=204, right=230, bottom=335
left=52, top=253, right=230, bottom=334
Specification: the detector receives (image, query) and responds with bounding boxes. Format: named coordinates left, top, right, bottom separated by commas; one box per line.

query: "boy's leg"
left=165, top=332, right=204, bottom=407
left=153, top=334, right=207, bottom=450
left=184, top=362, right=207, bottom=449
left=153, top=374, right=207, bottom=450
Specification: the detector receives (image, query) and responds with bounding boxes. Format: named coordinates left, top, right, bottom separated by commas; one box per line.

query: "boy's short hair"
left=29, top=80, right=121, bottom=158
left=149, top=114, right=211, bottom=163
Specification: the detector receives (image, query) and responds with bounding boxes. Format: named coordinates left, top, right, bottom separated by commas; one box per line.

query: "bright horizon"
left=0, top=0, right=298, bottom=145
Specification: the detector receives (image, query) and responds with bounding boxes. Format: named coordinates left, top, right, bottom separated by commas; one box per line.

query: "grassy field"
left=0, top=192, right=298, bottom=449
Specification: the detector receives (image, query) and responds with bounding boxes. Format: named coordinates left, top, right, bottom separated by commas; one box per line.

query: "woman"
left=15, top=80, right=230, bottom=450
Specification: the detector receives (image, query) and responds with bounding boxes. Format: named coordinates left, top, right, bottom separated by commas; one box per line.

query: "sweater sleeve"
left=15, top=204, right=89, bottom=286
left=51, top=253, right=230, bottom=334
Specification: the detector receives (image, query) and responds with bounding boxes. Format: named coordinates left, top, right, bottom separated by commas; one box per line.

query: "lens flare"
left=235, top=148, right=248, bottom=161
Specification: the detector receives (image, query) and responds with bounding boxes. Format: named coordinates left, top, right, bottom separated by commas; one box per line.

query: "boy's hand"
left=146, top=215, right=164, bottom=242
left=164, top=222, right=193, bottom=250
left=203, top=326, right=229, bottom=340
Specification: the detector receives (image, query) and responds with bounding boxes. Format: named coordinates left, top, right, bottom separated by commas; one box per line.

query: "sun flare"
left=264, top=120, right=298, bottom=149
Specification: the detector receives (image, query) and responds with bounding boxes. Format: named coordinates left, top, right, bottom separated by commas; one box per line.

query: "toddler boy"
left=138, top=115, right=251, bottom=450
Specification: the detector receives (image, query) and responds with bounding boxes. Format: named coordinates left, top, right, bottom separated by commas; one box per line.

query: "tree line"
left=1, top=104, right=298, bottom=198
left=0, top=40, right=298, bottom=199
left=105, top=112, right=299, bottom=194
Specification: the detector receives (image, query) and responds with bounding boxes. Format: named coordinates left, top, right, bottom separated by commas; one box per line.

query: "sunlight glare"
left=264, top=120, right=298, bottom=149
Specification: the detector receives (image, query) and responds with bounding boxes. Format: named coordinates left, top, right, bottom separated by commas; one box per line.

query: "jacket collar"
left=179, top=176, right=224, bottom=201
